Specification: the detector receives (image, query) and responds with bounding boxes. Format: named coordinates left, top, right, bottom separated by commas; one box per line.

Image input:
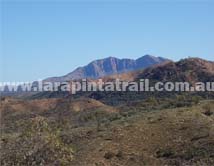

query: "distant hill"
left=97, top=57, right=214, bottom=83
left=30, top=57, right=214, bottom=105
left=44, top=55, right=169, bottom=82
left=136, top=57, right=214, bottom=83
left=81, top=57, right=214, bottom=105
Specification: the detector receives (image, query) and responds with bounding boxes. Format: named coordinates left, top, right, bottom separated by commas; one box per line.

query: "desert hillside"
left=1, top=97, right=214, bottom=165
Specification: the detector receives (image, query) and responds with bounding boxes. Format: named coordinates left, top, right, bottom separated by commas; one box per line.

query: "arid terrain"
left=1, top=96, right=214, bottom=166
left=1, top=58, right=214, bottom=166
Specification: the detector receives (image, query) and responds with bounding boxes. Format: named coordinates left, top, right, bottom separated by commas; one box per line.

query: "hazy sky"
left=1, top=0, right=214, bottom=81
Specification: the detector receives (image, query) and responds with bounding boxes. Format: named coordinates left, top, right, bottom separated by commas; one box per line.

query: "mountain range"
left=44, top=55, right=169, bottom=82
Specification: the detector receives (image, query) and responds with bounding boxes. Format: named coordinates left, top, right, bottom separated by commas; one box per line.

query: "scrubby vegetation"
left=1, top=117, right=73, bottom=166
left=1, top=97, right=214, bottom=165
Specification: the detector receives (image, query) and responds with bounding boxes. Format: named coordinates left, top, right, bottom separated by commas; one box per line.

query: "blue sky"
left=1, top=0, right=214, bottom=81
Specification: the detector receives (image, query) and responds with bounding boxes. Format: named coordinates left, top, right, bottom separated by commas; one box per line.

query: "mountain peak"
left=105, top=56, right=118, bottom=59
left=142, top=54, right=156, bottom=58
left=45, top=55, right=170, bottom=82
